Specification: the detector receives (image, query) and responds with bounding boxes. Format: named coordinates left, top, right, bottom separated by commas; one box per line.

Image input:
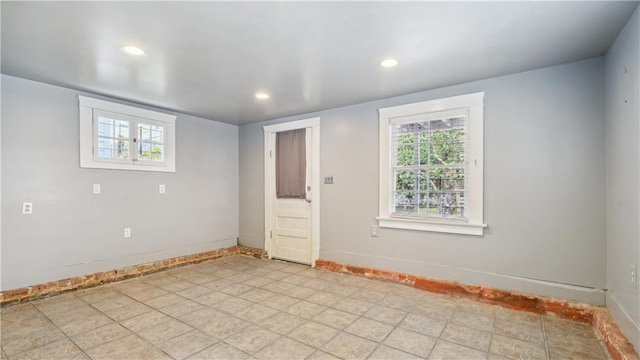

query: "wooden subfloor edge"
left=0, top=245, right=267, bottom=306
left=315, top=258, right=639, bottom=360
left=593, top=308, right=640, bottom=360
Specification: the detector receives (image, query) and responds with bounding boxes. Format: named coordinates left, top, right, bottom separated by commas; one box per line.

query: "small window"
left=378, top=92, right=486, bottom=235
left=79, top=96, right=176, bottom=172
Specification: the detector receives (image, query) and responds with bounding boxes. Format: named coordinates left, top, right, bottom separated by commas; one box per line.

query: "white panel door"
left=271, top=128, right=312, bottom=264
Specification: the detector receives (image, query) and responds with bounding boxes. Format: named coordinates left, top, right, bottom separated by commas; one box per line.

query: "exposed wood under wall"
left=0, top=246, right=266, bottom=306
left=1, top=247, right=636, bottom=359
left=315, top=258, right=639, bottom=360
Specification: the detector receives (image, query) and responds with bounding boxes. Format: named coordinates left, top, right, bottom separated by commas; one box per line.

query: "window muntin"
left=94, top=110, right=132, bottom=163
left=136, top=121, right=166, bottom=164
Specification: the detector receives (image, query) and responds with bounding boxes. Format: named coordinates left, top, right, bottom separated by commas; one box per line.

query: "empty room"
left=1, top=1, right=639, bottom=359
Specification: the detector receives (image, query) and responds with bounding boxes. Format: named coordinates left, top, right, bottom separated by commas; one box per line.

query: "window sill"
left=79, top=159, right=175, bottom=172
left=377, top=216, right=486, bottom=236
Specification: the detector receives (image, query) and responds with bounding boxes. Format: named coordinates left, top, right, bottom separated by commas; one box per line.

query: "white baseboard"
left=606, top=292, right=640, bottom=351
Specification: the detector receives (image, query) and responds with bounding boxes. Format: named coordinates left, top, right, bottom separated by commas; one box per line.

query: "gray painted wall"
left=605, top=6, right=640, bottom=350
left=1, top=75, right=239, bottom=290
left=239, top=58, right=607, bottom=304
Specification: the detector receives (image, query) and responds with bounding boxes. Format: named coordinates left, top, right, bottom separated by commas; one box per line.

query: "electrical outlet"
left=159, top=184, right=166, bottom=194
left=22, top=202, right=33, bottom=215
left=632, top=265, right=637, bottom=289
left=93, top=184, right=101, bottom=194
left=371, top=225, right=379, bottom=237
left=123, top=228, right=131, bottom=238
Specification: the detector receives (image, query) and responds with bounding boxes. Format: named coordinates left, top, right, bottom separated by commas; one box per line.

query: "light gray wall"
left=1, top=75, right=239, bottom=290
left=605, top=6, right=640, bottom=350
left=239, top=58, right=607, bottom=304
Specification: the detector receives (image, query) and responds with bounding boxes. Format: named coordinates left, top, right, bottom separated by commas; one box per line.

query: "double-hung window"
left=378, top=92, right=486, bottom=235
left=79, top=96, right=176, bottom=172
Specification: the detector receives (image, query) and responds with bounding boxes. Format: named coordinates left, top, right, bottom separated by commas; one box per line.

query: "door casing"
left=263, top=117, right=320, bottom=266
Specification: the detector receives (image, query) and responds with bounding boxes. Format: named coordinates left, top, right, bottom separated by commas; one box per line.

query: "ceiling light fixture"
left=121, top=46, right=145, bottom=56
left=255, top=92, right=270, bottom=100
left=380, top=58, right=399, bottom=68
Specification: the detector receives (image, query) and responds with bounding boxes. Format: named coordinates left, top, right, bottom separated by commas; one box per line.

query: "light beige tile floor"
left=0, top=255, right=610, bottom=360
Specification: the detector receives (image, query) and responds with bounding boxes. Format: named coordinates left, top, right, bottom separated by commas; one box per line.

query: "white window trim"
left=79, top=96, right=176, bottom=172
left=378, top=92, right=486, bottom=236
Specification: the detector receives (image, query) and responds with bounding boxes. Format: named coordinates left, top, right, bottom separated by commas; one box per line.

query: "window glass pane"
left=138, top=142, right=151, bottom=160
left=394, top=170, right=417, bottom=213
left=151, top=126, right=164, bottom=143
left=427, top=167, right=465, bottom=217
left=391, top=115, right=468, bottom=219
left=138, top=124, right=151, bottom=142
left=419, top=169, right=428, bottom=191
left=97, top=137, right=114, bottom=158
left=151, top=144, right=163, bottom=161
left=115, top=120, right=129, bottom=139
left=429, top=168, right=464, bottom=190
left=115, top=139, right=129, bottom=159
left=98, top=117, right=114, bottom=137
left=428, top=192, right=465, bottom=217
left=395, top=145, right=414, bottom=166
left=428, top=117, right=465, bottom=165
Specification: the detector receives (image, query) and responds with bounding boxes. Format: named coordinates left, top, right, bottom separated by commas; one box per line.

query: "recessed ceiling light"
left=255, top=92, right=270, bottom=100
left=121, top=46, right=145, bottom=56
left=380, top=58, right=399, bottom=68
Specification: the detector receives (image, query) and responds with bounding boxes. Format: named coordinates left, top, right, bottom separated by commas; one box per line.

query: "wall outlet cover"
left=371, top=225, right=379, bottom=237
left=22, top=202, right=33, bottom=215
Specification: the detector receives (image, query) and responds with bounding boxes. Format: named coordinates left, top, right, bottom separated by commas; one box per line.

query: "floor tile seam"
left=486, top=321, right=497, bottom=359
left=117, top=296, right=202, bottom=340
left=373, top=323, right=417, bottom=358
left=428, top=314, right=490, bottom=355
left=95, top=290, right=156, bottom=323
left=0, top=303, right=40, bottom=324
left=75, top=290, right=127, bottom=318
left=491, top=318, right=546, bottom=343
left=370, top=335, right=432, bottom=360
left=540, top=318, right=553, bottom=360
left=220, top=328, right=283, bottom=355
left=184, top=341, right=243, bottom=360
left=24, top=302, right=94, bottom=360
left=431, top=338, right=491, bottom=359
left=489, top=327, right=548, bottom=347
left=284, top=320, right=342, bottom=350
left=69, top=323, right=132, bottom=353
left=438, top=323, right=494, bottom=354
left=135, top=316, right=199, bottom=346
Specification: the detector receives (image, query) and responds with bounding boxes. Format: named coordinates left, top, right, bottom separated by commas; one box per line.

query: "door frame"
left=263, top=117, right=320, bottom=266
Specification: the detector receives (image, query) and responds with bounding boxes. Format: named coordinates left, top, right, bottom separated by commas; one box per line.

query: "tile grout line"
left=541, top=317, right=551, bottom=360
left=76, top=290, right=179, bottom=359
left=4, top=255, right=611, bottom=360
left=29, top=299, right=94, bottom=360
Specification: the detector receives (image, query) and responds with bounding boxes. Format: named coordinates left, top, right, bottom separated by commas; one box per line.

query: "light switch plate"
left=123, top=228, right=131, bottom=238
left=159, top=184, right=166, bottom=194
left=93, top=184, right=101, bottom=194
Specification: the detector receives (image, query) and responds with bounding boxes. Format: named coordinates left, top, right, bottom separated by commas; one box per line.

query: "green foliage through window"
left=392, top=117, right=466, bottom=218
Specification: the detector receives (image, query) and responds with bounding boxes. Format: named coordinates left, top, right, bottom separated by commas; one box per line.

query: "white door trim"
left=264, top=117, right=320, bottom=266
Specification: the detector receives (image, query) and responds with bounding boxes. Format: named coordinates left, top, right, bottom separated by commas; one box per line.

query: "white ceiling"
left=2, top=2, right=638, bottom=125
